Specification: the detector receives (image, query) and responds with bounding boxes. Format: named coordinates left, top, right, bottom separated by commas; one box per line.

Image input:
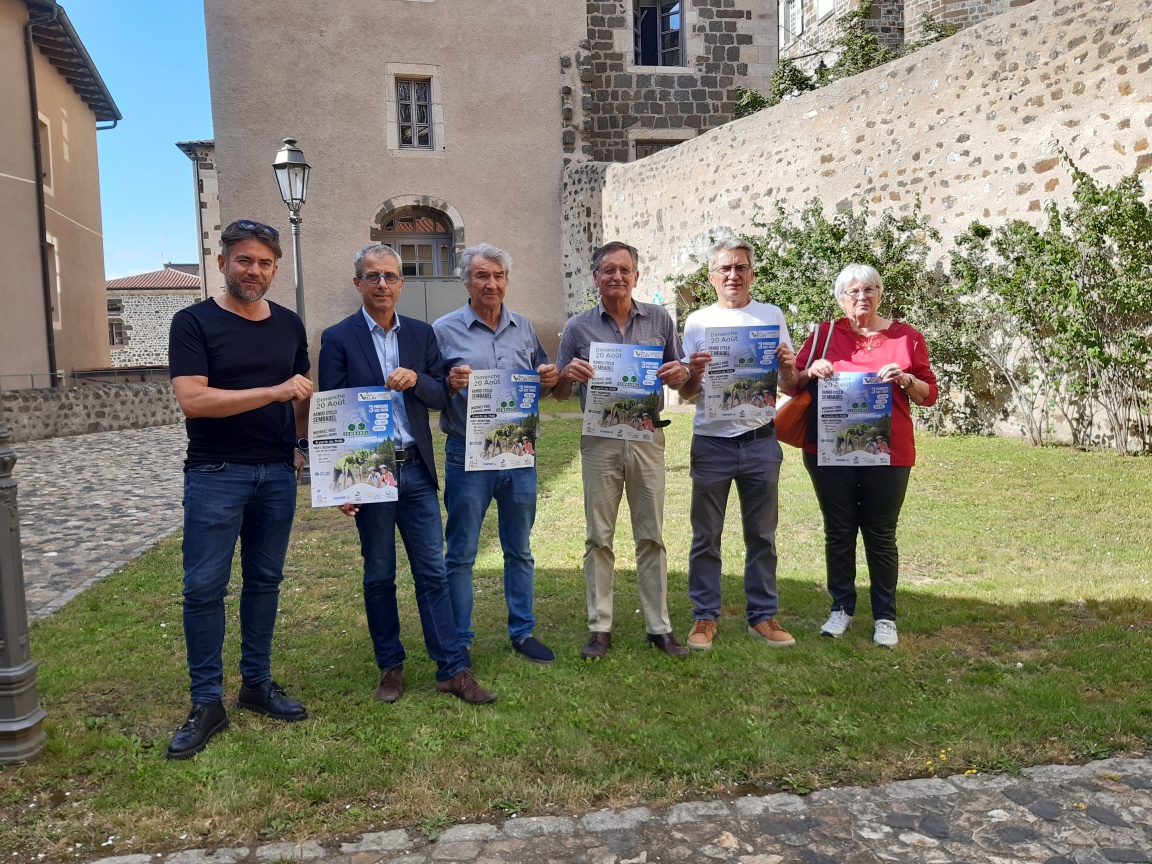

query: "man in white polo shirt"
left=679, top=235, right=799, bottom=651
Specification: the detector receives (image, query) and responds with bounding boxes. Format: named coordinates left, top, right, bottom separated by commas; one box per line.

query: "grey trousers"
left=687, top=432, right=783, bottom=624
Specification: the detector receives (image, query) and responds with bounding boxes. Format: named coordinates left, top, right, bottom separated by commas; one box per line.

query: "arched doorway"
left=370, top=196, right=467, bottom=324
left=378, top=207, right=455, bottom=278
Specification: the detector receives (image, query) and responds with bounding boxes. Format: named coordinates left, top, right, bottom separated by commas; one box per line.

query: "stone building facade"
left=175, top=140, right=223, bottom=298
left=106, top=266, right=200, bottom=368
left=780, top=0, right=1036, bottom=75
left=202, top=0, right=779, bottom=357
left=582, top=0, right=778, bottom=163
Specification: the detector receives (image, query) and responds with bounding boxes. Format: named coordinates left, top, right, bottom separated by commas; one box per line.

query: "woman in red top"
left=780, top=264, right=938, bottom=647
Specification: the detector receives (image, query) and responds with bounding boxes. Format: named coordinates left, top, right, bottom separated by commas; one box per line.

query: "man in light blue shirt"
left=433, top=243, right=558, bottom=665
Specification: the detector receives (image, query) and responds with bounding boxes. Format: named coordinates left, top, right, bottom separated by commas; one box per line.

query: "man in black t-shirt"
left=165, top=219, right=313, bottom=760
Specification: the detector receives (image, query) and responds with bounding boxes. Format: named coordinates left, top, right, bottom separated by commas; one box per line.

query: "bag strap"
left=803, top=321, right=834, bottom=370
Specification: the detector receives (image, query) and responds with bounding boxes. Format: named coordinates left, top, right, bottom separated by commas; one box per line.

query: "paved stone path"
left=82, top=757, right=1151, bottom=864
left=14, top=423, right=187, bottom=619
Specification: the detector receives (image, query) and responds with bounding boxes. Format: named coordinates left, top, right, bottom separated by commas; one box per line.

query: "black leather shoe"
left=237, top=680, right=308, bottom=721
left=581, top=631, right=612, bottom=660
left=647, top=631, right=690, bottom=658
left=166, top=702, right=229, bottom=760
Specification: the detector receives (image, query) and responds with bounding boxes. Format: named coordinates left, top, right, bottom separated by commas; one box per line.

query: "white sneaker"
left=820, top=610, right=853, bottom=638
left=874, top=619, right=899, bottom=647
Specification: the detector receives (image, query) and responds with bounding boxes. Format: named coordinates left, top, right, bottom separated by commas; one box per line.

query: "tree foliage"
left=733, top=86, right=771, bottom=119
left=763, top=59, right=815, bottom=108
left=669, top=198, right=978, bottom=428
left=816, top=0, right=899, bottom=86
left=950, top=155, right=1152, bottom=454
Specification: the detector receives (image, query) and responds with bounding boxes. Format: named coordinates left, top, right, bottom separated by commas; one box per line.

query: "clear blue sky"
left=62, top=0, right=212, bottom=279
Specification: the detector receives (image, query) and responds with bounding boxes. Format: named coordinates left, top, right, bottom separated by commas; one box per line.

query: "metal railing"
left=0, top=366, right=171, bottom=391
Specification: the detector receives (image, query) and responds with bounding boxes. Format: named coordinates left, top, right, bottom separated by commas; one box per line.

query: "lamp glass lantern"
left=273, top=138, right=310, bottom=212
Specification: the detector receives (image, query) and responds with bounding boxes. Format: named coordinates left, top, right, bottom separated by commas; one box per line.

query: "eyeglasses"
left=359, top=271, right=402, bottom=285
left=233, top=220, right=280, bottom=239
left=843, top=287, right=879, bottom=298
left=596, top=267, right=635, bottom=278
left=711, top=264, right=752, bottom=277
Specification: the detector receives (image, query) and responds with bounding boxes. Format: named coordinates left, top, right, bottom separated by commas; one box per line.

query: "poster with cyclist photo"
left=817, top=373, right=893, bottom=466
left=703, top=325, right=780, bottom=421
left=581, top=342, right=663, bottom=442
left=308, top=387, right=398, bottom=507
left=464, top=368, right=540, bottom=471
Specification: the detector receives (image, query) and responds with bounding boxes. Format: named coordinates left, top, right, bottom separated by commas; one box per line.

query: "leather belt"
left=394, top=449, right=419, bottom=462
left=732, top=422, right=774, bottom=442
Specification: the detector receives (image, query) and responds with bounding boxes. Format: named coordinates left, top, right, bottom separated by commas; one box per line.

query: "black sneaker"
left=166, top=702, right=229, bottom=760
left=512, top=635, right=555, bottom=665
left=236, top=680, right=307, bottom=721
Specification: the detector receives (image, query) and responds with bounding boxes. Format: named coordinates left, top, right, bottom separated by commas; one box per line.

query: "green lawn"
left=3, top=418, right=1151, bottom=859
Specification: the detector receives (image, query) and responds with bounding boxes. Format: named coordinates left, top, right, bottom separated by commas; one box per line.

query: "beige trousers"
left=579, top=430, right=672, bottom=635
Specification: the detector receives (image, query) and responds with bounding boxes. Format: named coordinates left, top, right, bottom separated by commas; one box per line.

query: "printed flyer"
left=703, top=325, right=780, bottom=421
left=582, top=341, right=663, bottom=442
left=817, top=372, right=893, bottom=466
left=308, top=386, right=398, bottom=507
left=464, top=368, right=541, bottom=471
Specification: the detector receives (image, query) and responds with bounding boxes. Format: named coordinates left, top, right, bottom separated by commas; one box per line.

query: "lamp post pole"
left=288, top=206, right=305, bottom=326
left=273, top=138, right=311, bottom=327
left=0, top=398, right=46, bottom=763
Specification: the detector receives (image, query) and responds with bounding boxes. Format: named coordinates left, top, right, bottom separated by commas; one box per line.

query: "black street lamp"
left=272, top=137, right=311, bottom=325
left=0, top=400, right=46, bottom=763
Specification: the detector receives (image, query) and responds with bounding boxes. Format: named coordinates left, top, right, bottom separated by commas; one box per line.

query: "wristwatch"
left=900, top=376, right=916, bottom=391
left=295, top=437, right=309, bottom=456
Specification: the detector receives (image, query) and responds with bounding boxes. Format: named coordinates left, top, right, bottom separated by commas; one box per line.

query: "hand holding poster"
left=465, top=368, right=540, bottom=471
left=582, top=342, right=663, bottom=442
left=703, top=325, right=780, bottom=421
left=817, top=372, right=893, bottom=466
left=308, top=387, right=398, bottom=506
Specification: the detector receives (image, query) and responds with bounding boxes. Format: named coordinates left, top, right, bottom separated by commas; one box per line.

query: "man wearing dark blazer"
left=319, top=243, right=496, bottom=704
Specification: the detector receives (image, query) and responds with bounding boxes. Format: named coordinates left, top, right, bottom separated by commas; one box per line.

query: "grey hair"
left=353, top=244, right=404, bottom=278
left=708, top=233, right=756, bottom=269
left=458, top=243, right=512, bottom=281
left=591, top=241, right=639, bottom=273
left=833, top=264, right=883, bottom=301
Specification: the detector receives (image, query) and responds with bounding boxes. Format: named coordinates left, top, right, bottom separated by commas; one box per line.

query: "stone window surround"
left=628, top=127, right=696, bottom=161
left=384, top=63, right=446, bottom=158
left=46, top=232, right=61, bottom=329
left=816, top=0, right=836, bottom=22
left=611, top=2, right=701, bottom=74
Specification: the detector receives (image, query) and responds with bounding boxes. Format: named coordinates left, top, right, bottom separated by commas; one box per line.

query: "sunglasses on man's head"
left=233, top=220, right=280, bottom=239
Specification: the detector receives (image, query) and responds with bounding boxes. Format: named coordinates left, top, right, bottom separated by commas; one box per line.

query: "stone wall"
left=580, top=0, right=779, bottom=163
left=0, top=383, right=182, bottom=443
left=905, top=0, right=1035, bottom=42
left=563, top=0, right=1152, bottom=315
left=109, top=291, right=199, bottom=368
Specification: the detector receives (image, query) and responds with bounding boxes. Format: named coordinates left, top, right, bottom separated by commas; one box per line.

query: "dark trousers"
left=688, top=433, right=782, bottom=624
left=802, top=451, right=910, bottom=621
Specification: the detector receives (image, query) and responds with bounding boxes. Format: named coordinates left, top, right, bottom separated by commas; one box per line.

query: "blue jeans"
left=443, top=437, right=538, bottom=645
left=181, top=461, right=298, bottom=704
left=354, top=458, right=467, bottom=681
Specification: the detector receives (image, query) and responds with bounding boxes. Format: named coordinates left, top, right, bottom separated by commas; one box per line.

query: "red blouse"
left=794, top=318, right=938, bottom=466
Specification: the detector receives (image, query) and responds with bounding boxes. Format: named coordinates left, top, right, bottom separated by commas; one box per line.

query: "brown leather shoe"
left=647, top=631, right=690, bottom=658
left=436, top=669, right=497, bottom=704
left=374, top=665, right=404, bottom=703
left=580, top=631, right=612, bottom=660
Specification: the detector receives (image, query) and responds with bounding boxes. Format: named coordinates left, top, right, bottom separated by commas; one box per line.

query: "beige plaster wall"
left=204, top=0, right=586, bottom=359
left=563, top=0, right=1152, bottom=310
left=0, top=0, right=51, bottom=388
left=34, top=42, right=110, bottom=373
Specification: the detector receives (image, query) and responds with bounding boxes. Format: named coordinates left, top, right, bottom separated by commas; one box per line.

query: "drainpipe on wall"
left=24, top=0, right=60, bottom=388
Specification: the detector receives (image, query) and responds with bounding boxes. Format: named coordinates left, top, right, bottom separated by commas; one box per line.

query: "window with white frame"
left=817, top=0, right=835, bottom=19
left=634, top=0, right=684, bottom=67
left=396, top=78, right=433, bottom=149
left=778, top=0, right=803, bottom=45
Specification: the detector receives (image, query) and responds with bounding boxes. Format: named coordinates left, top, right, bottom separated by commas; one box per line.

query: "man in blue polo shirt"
left=433, top=244, right=558, bottom=665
